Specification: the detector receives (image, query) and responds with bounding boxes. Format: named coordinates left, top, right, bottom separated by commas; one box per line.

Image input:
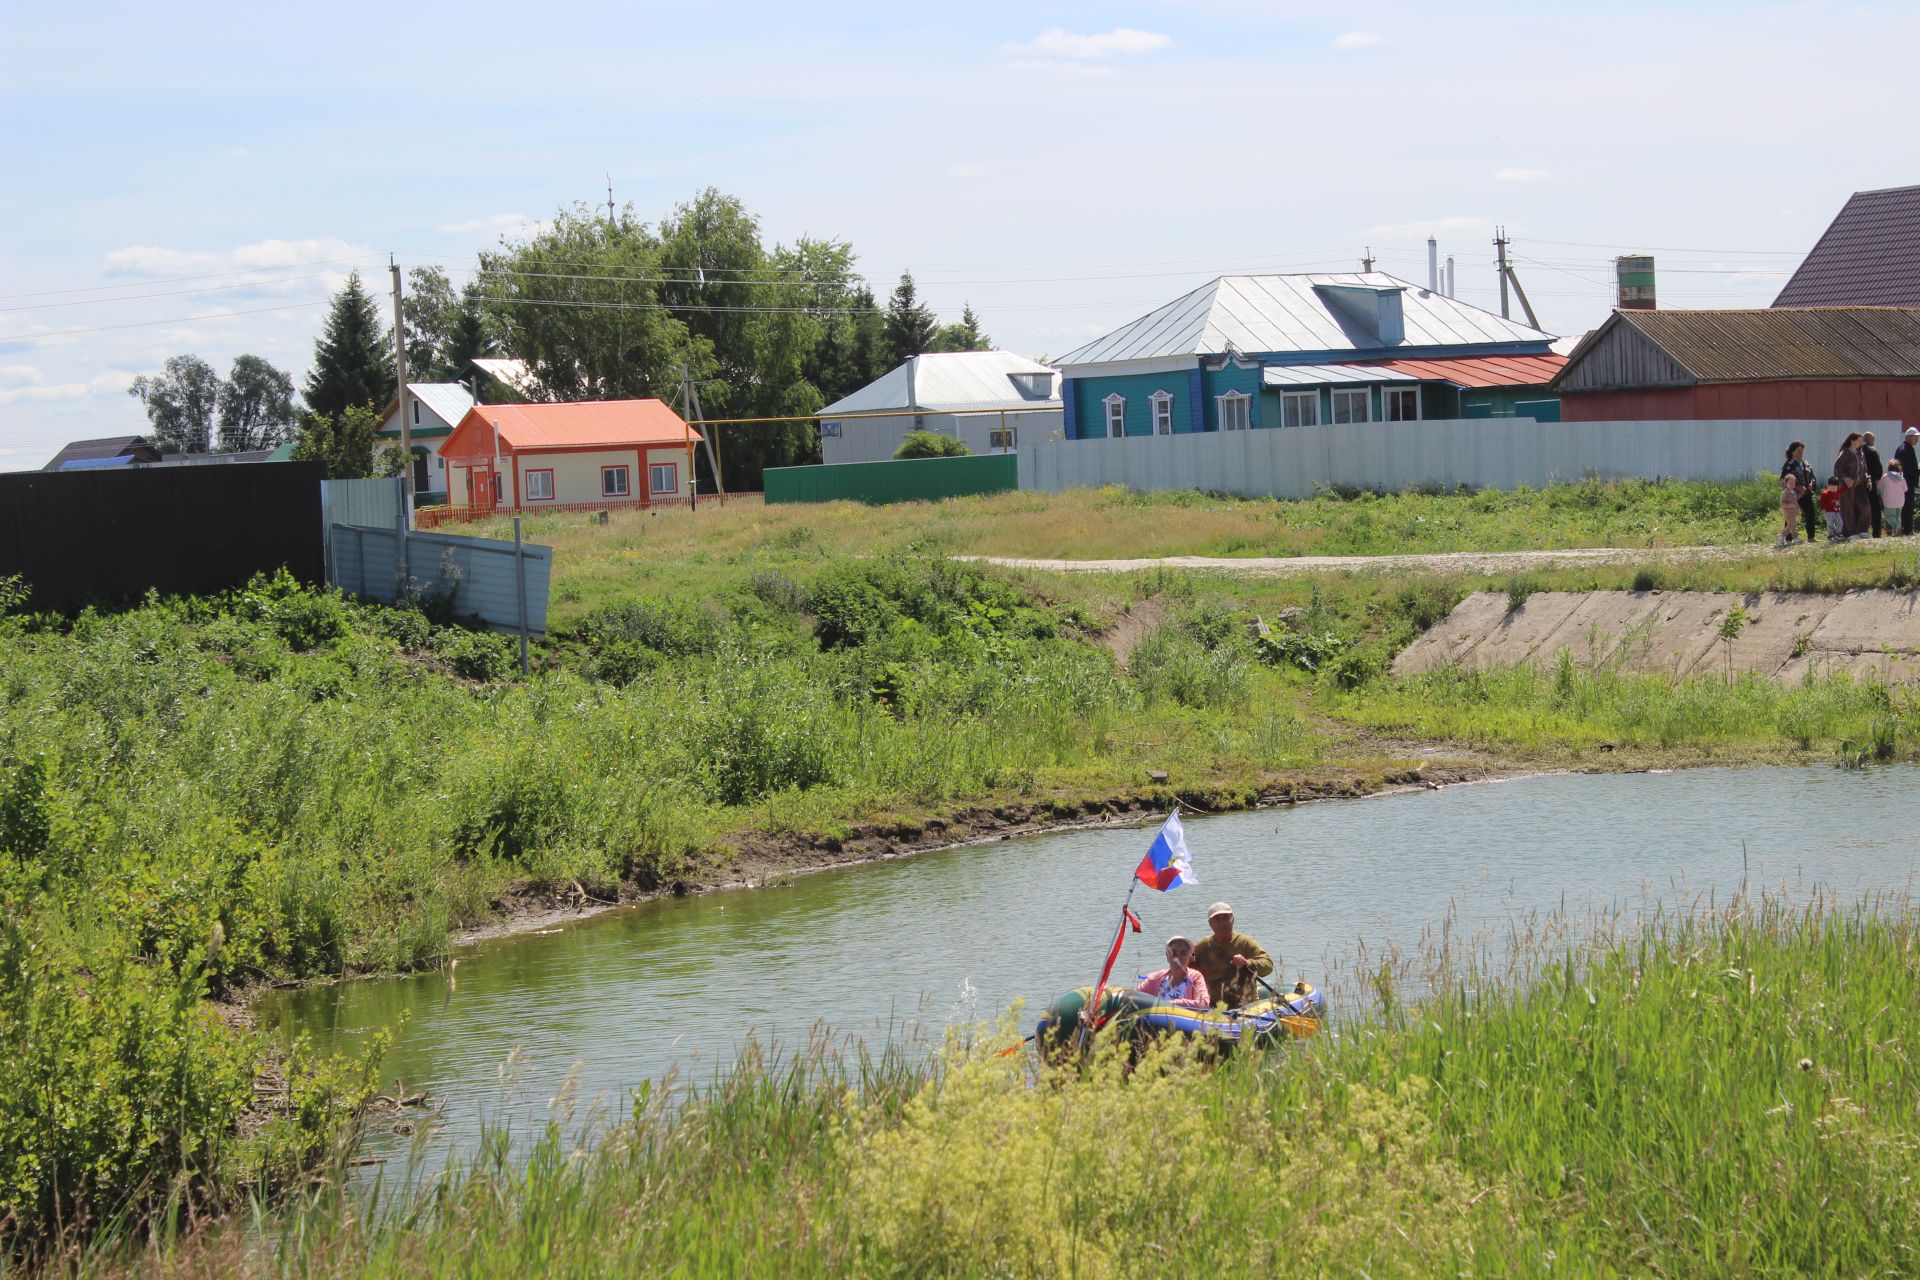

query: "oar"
left=1251, top=972, right=1323, bottom=1038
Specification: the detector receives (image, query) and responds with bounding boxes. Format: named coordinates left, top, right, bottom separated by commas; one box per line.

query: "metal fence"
left=1017, top=418, right=1901, bottom=498
left=764, top=453, right=1019, bottom=505
left=0, top=461, right=325, bottom=612
left=328, top=521, right=552, bottom=636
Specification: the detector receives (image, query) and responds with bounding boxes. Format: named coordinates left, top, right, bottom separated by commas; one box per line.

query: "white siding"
left=822, top=409, right=1064, bottom=465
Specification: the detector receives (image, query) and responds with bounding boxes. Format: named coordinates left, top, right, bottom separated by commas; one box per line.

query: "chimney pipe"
left=1427, top=237, right=1439, bottom=292
left=1446, top=255, right=1456, bottom=297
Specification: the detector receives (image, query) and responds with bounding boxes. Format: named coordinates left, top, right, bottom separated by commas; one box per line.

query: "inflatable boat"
left=1034, top=980, right=1325, bottom=1056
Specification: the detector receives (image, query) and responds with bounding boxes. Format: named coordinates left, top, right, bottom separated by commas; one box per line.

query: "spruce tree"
left=304, top=271, right=394, bottom=422
left=882, top=271, right=937, bottom=368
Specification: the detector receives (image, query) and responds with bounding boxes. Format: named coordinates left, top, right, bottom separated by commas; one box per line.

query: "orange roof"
left=440, top=399, right=700, bottom=460
left=1356, top=353, right=1567, bottom=388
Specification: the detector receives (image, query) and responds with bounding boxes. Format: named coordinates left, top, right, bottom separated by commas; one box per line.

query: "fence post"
left=513, top=515, right=530, bottom=675
left=354, top=526, right=366, bottom=599
left=394, top=476, right=410, bottom=599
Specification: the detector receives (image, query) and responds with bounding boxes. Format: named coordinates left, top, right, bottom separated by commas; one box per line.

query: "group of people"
left=1781, top=429, right=1919, bottom=545
left=1135, top=901, right=1272, bottom=1010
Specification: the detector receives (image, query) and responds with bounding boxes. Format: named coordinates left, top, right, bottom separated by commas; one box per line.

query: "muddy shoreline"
left=450, top=758, right=1515, bottom=949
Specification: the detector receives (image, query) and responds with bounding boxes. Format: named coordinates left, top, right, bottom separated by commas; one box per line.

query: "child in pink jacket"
left=1137, top=936, right=1211, bottom=1009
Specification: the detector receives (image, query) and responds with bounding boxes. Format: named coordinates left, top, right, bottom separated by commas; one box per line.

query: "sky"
left=3, top=0, right=1917, bottom=470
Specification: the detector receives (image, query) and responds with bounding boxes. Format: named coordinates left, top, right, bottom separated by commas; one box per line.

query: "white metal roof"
left=818, top=350, right=1061, bottom=416
left=1056, top=273, right=1555, bottom=368
left=1260, top=364, right=1404, bottom=387
left=411, top=382, right=475, bottom=427
left=468, top=357, right=536, bottom=393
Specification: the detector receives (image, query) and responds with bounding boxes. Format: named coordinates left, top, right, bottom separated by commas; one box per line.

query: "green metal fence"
left=763, top=454, right=1018, bottom=505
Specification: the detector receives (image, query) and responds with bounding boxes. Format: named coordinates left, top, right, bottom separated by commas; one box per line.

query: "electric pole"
left=389, top=259, right=414, bottom=546
left=1361, top=246, right=1375, bottom=272
left=1495, top=228, right=1511, bottom=320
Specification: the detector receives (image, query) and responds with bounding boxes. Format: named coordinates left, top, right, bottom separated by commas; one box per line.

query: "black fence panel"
left=0, top=462, right=325, bottom=612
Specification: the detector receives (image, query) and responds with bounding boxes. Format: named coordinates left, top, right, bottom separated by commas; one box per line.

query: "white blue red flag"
left=1133, top=812, right=1196, bottom=891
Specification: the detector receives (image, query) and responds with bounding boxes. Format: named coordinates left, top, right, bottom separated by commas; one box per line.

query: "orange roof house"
left=437, top=399, right=703, bottom=517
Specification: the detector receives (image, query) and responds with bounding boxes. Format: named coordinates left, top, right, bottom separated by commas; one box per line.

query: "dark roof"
left=41, top=435, right=158, bottom=471
left=1553, top=307, right=1920, bottom=391
left=1775, top=185, right=1920, bottom=307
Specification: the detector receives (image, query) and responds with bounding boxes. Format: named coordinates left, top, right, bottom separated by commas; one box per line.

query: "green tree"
left=304, top=271, right=393, bottom=423
left=442, top=284, right=498, bottom=374
left=215, top=354, right=297, bottom=451
left=477, top=201, right=700, bottom=404
left=128, top=354, right=220, bottom=453
left=293, top=404, right=382, bottom=479
left=883, top=271, right=937, bottom=368
left=929, top=302, right=990, bottom=353
left=894, top=430, right=970, bottom=459
left=401, top=266, right=460, bottom=381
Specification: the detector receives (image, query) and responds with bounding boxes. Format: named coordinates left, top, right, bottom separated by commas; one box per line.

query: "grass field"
left=9, top=476, right=1920, bottom=1265
left=108, top=896, right=1920, bottom=1278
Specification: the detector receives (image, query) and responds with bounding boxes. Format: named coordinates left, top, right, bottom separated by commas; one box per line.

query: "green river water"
left=263, top=765, right=1920, bottom=1170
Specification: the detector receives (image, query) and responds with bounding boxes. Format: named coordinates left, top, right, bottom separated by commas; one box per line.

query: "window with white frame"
left=1383, top=386, right=1421, bottom=422
left=1149, top=390, right=1175, bottom=435
left=1331, top=387, right=1371, bottom=424
left=602, top=465, right=631, bottom=497
left=1279, top=390, right=1320, bottom=428
left=1103, top=394, right=1126, bottom=438
left=524, top=469, right=554, bottom=500
left=989, top=426, right=1016, bottom=450
left=649, top=462, right=677, bottom=494
left=1217, top=390, right=1252, bottom=431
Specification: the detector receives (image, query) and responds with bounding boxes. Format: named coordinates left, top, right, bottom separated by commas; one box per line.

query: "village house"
left=816, top=350, right=1062, bottom=464
left=1052, top=272, right=1562, bottom=440
left=374, top=383, right=473, bottom=499
left=1774, top=184, right=1920, bottom=308
left=41, top=436, right=163, bottom=471
left=437, top=398, right=701, bottom=514
left=1549, top=308, right=1920, bottom=430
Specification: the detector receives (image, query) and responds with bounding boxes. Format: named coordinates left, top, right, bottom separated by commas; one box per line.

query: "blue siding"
left=1072, top=370, right=1205, bottom=438
left=1062, top=378, right=1081, bottom=438
left=1186, top=368, right=1205, bottom=432
left=1199, top=361, right=1263, bottom=430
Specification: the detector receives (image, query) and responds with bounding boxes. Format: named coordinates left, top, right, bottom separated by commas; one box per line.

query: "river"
left=262, top=765, right=1920, bottom=1170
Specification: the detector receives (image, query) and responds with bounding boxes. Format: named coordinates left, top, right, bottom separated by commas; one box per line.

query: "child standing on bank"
left=1781, top=471, right=1803, bottom=545
left=1880, top=461, right=1908, bottom=534
left=1820, top=476, right=1846, bottom=541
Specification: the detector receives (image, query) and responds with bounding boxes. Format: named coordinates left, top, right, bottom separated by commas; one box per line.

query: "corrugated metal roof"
left=1358, top=353, right=1568, bottom=388
left=42, top=435, right=154, bottom=470
left=57, top=454, right=141, bottom=470
left=1260, top=364, right=1403, bottom=387
left=819, top=350, right=1060, bottom=415
left=1605, top=308, right=1920, bottom=381
left=467, top=357, right=537, bottom=393
left=411, top=383, right=475, bottom=427
left=1774, top=185, right=1920, bottom=307
left=450, top=399, right=700, bottom=457
left=1056, top=273, right=1554, bottom=367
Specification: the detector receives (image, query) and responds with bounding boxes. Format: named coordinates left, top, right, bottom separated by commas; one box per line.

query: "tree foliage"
left=293, top=404, right=381, bottom=479
left=883, top=271, right=938, bottom=368
left=894, top=430, right=971, bottom=459
left=404, top=266, right=497, bottom=381
left=304, top=271, right=393, bottom=424
left=215, top=354, right=297, bottom=451
left=929, top=303, right=990, bottom=353
left=128, top=355, right=220, bottom=453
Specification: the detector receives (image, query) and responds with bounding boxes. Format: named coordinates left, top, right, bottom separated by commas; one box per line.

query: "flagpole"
left=1075, top=877, right=1142, bottom=1054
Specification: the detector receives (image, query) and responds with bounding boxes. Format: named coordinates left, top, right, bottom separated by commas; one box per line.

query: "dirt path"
left=962, top=545, right=1738, bottom=577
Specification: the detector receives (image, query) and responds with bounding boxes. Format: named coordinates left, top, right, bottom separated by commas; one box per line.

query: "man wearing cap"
left=1896, top=427, right=1919, bottom=536
left=1190, top=902, right=1273, bottom=1009
left=1865, top=431, right=1887, bottom=538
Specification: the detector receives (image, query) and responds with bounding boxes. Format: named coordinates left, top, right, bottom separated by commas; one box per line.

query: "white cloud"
left=1332, top=32, right=1381, bottom=50
left=945, top=163, right=997, bottom=180
left=102, top=238, right=371, bottom=278
left=998, top=27, right=1171, bottom=60
left=1362, top=215, right=1498, bottom=239
left=435, top=212, right=547, bottom=237
left=1495, top=167, right=1550, bottom=183
left=1001, top=58, right=1117, bottom=78
left=0, top=364, right=45, bottom=388
left=0, top=371, right=134, bottom=405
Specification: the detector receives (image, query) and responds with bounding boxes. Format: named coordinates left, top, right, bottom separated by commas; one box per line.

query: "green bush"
left=892, top=431, right=969, bottom=460
left=431, top=627, right=514, bottom=680
left=1130, top=623, right=1249, bottom=709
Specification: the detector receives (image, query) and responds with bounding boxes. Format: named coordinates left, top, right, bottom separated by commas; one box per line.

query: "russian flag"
left=1133, top=812, right=1197, bottom=891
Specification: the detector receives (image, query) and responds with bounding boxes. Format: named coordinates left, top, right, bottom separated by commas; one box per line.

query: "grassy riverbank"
left=109, top=897, right=1920, bottom=1278
left=6, top=491, right=1920, bottom=1259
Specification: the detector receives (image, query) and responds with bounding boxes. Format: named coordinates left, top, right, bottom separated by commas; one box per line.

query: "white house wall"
left=1018, top=418, right=1899, bottom=498
left=822, top=409, right=1064, bottom=465
left=513, top=445, right=695, bottom=506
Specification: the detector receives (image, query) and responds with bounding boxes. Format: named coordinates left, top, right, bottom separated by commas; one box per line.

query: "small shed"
left=438, top=399, right=701, bottom=514
left=816, top=350, right=1061, bottom=464
left=42, top=436, right=162, bottom=471
left=1551, top=308, right=1920, bottom=429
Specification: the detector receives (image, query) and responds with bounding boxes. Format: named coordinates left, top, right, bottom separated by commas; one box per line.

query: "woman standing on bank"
left=1783, top=441, right=1818, bottom=542
left=1835, top=433, right=1867, bottom=540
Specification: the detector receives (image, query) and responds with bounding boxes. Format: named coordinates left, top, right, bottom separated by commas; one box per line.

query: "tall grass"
left=102, top=895, right=1920, bottom=1278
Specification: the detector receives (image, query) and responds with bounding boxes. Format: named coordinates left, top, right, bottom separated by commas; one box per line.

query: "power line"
left=0, top=255, right=381, bottom=302
left=0, top=272, right=371, bottom=313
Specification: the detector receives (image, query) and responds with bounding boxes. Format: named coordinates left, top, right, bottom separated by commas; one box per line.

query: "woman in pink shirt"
left=1138, top=935, right=1211, bottom=1009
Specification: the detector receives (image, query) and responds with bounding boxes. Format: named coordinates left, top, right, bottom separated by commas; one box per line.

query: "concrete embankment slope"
left=1394, top=590, right=1920, bottom=684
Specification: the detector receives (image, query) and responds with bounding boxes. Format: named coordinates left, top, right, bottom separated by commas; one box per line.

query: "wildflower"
left=1799, top=1058, right=1814, bottom=1072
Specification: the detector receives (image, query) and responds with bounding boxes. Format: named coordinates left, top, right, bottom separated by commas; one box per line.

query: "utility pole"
left=1494, top=228, right=1512, bottom=320
left=1361, top=246, right=1375, bottom=272
left=606, top=174, right=615, bottom=224
left=678, top=363, right=698, bottom=512
left=389, top=259, right=414, bottom=589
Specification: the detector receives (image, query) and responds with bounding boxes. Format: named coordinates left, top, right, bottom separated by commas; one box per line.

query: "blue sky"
left=4, top=0, right=1917, bottom=468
